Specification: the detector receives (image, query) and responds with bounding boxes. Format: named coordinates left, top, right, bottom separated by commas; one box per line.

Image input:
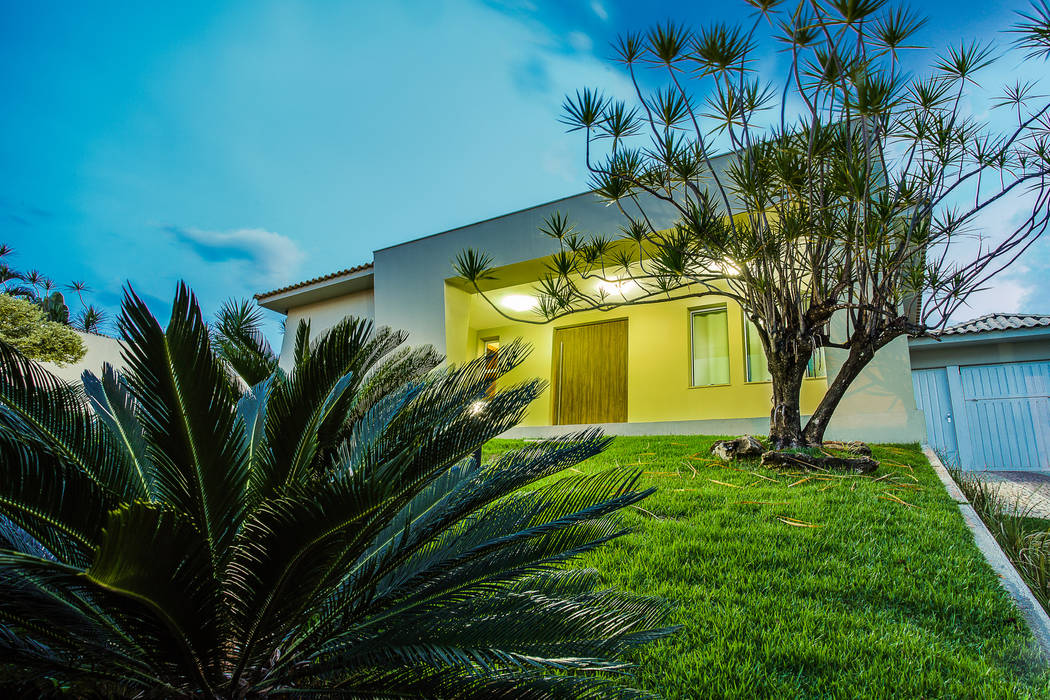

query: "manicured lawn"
left=485, top=436, right=1050, bottom=699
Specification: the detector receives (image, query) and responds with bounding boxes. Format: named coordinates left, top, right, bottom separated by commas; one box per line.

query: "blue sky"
left=1, top=0, right=1046, bottom=337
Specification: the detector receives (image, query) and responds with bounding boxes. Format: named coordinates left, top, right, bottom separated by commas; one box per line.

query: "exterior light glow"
left=469, top=400, right=487, bottom=415
left=597, top=277, right=638, bottom=296
left=502, top=294, right=538, bottom=312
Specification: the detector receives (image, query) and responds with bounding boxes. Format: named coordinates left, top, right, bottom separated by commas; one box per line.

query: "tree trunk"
left=802, top=342, right=875, bottom=446
left=767, top=351, right=810, bottom=449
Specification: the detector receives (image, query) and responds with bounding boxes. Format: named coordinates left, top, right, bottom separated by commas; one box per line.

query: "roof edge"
left=255, top=262, right=373, bottom=301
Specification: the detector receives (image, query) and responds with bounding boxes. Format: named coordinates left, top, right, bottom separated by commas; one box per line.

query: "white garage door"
left=914, top=360, right=1050, bottom=470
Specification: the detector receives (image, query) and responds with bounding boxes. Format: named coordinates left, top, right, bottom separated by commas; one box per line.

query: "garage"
left=910, top=313, right=1050, bottom=471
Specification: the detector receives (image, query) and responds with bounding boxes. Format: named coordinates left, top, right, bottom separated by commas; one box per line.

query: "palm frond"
left=0, top=341, right=143, bottom=501
left=118, top=284, right=249, bottom=558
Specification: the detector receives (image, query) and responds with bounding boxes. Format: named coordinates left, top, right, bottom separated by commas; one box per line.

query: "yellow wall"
left=449, top=287, right=828, bottom=427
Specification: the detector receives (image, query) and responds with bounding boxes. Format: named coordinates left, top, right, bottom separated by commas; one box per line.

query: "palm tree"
left=0, top=283, right=673, bottom=698
left=74, top=304, right=107, bottom=335
left=211, top=297, right=281, bottom=386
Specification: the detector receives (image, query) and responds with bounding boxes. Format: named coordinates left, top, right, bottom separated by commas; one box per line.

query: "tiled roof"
left=254, top=263, right=373, bottom=300
left=937, top=312, right=1050, bottom=336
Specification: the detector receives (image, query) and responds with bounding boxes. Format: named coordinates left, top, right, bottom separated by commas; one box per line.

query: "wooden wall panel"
left=551, top=319, right=627, bottom=424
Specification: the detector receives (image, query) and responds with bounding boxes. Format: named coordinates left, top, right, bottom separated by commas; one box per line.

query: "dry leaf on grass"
left=630, top=504, right=663, bottom=519
left=879, top=493, right=917, bottom=508
left=777, top=516, right=821, bottom=528
left=708, top=479, right=742, bottom=488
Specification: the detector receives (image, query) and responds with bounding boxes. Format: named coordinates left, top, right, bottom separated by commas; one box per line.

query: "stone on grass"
left=710, top=435, right=764, bottom=461
left=823, top=440, right=872, bottom=456
left=761, top=450, right=878, bottom=474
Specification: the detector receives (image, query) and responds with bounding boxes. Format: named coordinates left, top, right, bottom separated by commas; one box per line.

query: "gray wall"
left=910, top=335, right=1050, bottom=370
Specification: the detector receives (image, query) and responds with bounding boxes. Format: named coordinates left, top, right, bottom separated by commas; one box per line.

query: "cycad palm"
left=0, top=283, right=673, bottom=698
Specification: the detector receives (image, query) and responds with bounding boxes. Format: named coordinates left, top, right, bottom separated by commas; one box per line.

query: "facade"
left=257, top=191, right=927, bottom=443
left=910, top=313, right=1050, bottom=470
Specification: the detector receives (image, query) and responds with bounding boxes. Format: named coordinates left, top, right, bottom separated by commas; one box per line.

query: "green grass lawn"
left=485, top=435, right=1050, bottom=699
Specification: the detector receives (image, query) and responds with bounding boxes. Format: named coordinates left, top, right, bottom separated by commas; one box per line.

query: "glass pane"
left=482, top=338, right=500, bottom=397
left=744, top=320, right=772, bottom=382
left=807, top=346, right=826, bottom=378
left=691, top=309, right=730, bottom=386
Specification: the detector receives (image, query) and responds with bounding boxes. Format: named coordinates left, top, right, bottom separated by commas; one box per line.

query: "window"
left=743, top=319, right=772, bottom=382
left=691, top=308, right=730, bottom=386
left=807, top=345, right=826, bottom=378
left=743, top=320, right=826, bottom=381
left=481, top=337, right=500, bottom=396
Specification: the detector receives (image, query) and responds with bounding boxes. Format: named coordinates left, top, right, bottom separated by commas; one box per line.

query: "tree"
left=0, top=294, right=85, bottom=365
left=0, top=283, right=673, bottom=697
left=456, top=1, right=1050, bottom=448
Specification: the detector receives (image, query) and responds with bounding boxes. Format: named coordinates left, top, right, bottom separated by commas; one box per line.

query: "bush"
left=0, top=294, right=85, bottom=365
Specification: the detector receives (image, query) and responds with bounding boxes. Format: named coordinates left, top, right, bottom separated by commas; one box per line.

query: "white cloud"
left=590, top=1, right=608, bottom=21
left=168, top=226, right=305, bottom=288
left=568, top=31, right=593, bottom=53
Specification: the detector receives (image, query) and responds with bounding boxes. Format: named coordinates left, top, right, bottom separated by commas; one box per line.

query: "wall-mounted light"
left=501, top=294, right=538, bottom=312
left=720, top=262, right=740, bottom=277
left=597, top=277, right=638, bottom=296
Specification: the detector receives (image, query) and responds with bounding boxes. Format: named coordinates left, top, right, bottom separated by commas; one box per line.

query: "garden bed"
left=485, top=436, right=1050, bottom=698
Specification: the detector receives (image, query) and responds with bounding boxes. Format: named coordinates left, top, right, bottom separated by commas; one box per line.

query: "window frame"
left=689, top=305, right=731, bottom=388
left=742, top=317, right=771, bottom=384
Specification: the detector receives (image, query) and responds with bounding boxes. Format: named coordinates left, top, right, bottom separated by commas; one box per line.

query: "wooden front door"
left=551, top=319, right=628, bottom=425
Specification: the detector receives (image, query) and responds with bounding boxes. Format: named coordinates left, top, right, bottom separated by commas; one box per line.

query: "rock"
left=761, top=450, right=879, bottom=474
left=710, top=435, right=764, bottom=461
left=822, top=440, right=872, bottom=456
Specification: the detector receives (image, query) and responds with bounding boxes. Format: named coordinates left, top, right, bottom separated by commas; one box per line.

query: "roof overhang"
left=909, top=325, right=1050, bottom=350
left=255, top=266, right=374, bottom=314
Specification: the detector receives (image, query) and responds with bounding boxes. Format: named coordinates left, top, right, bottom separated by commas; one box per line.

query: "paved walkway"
left=969, top=471, right=1050, bottom=519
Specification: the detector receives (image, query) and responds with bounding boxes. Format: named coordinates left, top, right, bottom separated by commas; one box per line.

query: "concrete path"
left=927, top=449, right=1050, bottom=660
left=968, top=471, right=1050, bottom=519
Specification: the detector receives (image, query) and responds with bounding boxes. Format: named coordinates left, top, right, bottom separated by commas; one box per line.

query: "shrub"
left=0, top=283, right=673, bottom=698
left=0, top=293, right=85, bottom=365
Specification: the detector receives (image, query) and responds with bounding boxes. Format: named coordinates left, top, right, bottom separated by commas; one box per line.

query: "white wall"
left=371, top=191, right=683, bottom=355
left=39, top=331, right=125, bottom=385
left=277, top=288, right=375, bottom=370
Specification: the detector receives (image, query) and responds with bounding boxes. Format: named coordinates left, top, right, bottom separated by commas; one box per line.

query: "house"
left=910, top=313, right=1050, bottom=470
left=256, top=191, right=927, bottom=443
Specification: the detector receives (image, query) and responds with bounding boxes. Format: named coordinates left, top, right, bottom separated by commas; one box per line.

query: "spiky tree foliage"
left=0, top=283, right=673, bottom=698
left=0, top=245, right=109, bottom=334
left=74, top=304, right=108, bottom=335
left=456, top=1, right=1050, bottom=448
